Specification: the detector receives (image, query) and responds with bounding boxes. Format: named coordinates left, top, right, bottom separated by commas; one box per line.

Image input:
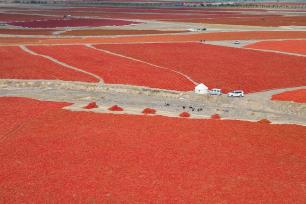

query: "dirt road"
left=0, top=79, right=305, bottom=126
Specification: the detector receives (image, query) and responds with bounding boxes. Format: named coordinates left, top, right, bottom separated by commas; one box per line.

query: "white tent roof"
left=195, top=83, right=208, bottom=89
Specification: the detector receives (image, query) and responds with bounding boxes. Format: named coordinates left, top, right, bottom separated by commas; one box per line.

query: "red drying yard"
left=0, top=97, right=305, bottom=203
left=65, top=6, right=248, bottom=14
left=0, top=13, right=54, bottom=22
left=29, top=31, right=306, bottom=43
left=67, top=12, right=267, bottom=21
left=28, top=7, right=265, bottom=20
left=63, top=6, right=270, bottom=13
left=0, top=46, right=96, bottom=82
left=60, top=29, right=185, bottom=36
left=166, top=15, right=306, bottom=27
left=28, top=45, right=194, bottom=91
left=0, top=97, right=70, bottom=137
left=254, top=2, right=306, bottom=6
left=9, top=18, right=137, bottom=28
left=272, top=89, right=306, bottom=103
left=55, top=7, right=282, bottom=21
left=0, top=37, right=48, bottom=45
left=94, top=42, right=306, bottom=93
left=246, top=40, right=306, bottom=55
left=2, top=31, right=306, bottom=45
left=0, top=29, right=55, bottom=35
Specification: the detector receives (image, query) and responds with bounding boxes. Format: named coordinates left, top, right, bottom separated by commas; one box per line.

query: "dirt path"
left=0, top=79, right=305, bottom=126
left=244, top=47, right=306, bottom=57
left=19, top=45, right=104, bottom=83
left=86, top=44, right=198, bottom=85
left=246, top=86, right=306, bottom=100
left=205, top=40, right=306, bottom=57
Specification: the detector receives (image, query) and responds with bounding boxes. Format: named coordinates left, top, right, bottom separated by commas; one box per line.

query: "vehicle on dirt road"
left=228, top=90, right=244, bottom=97
left=209, top=88, right=222, bottom=96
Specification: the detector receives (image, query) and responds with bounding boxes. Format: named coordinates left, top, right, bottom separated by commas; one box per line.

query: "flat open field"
left=246, top=40, right=306, bottom=55
left=0, top=13, right=55, bottom=22
left=64, top=7, right=267, bottom=13
left=2, top=31, right=306, bottom=45
left=61, top=7, right=271, bottom=13
left=63, top=12, right=271, bottom=21
left=60, top=29, right=185, bottom=36
left=272, top=89, right=306, bottom=103
left=94, top=42, right=306, bottom=93
left=9, top=7, right=267, bottom=18
left=9, top=18, right=138, bottom=28
left=5, top=5, right=305, bottom=27
left=0, top=46, right=96, bottom=82
left=0, top=29, right=55, bottom=35
left=0, top=97, right=305, bottom=203
left=10, top=6, right=304, bottom=27
left=28, top=45, right=194, bottom=90
left=165, top=15, right=306, bottom=27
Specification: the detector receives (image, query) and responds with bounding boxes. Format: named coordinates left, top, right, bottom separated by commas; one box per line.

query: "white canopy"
left=195, top=83, right=208, bottom=95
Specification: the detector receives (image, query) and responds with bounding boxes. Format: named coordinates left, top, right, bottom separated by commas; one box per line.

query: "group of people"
left=164, top=102, right=203, bottom=112
left=183, top=106, right=203, bottom=112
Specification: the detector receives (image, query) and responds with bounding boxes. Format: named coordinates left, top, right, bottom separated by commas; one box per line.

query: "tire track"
left=0, top=109, right=50, bottom=143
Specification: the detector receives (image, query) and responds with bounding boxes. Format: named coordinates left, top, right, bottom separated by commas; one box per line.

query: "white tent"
left=194, top=83, right=208, bottom=94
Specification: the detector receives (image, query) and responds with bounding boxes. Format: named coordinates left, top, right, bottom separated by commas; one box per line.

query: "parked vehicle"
left=228, top=90, right=244, bottom=97
left=188, top=28, right=207, bottom=32
left=209, top=88, right=222, bottom=96
left=233, top=40, right=240, bottom=44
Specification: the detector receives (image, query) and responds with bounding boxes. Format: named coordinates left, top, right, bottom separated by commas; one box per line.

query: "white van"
left=228, top=90, right=244, bottom=97
left=209, top=88, right=222, bottom=96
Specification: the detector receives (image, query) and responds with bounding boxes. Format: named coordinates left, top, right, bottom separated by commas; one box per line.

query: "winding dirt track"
left=19, top=45, right=104, bottom=83
left=86, top=44, right=198, bottom=85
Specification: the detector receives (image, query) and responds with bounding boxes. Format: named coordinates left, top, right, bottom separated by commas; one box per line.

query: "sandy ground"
left=0, top=79, right=305, bottom=126
left=204, top=40, right=306, bottom=57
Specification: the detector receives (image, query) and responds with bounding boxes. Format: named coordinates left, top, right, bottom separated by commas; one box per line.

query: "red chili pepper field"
left=94, top=42, right=306, bottom=93
left=2, top=31, right=306, bottom=45
left=1, top=4, right=306, bottom=203
left=0, top=46, right=96, bottom=82
left=9, top=18, right=137, bottom=28
left=0, top=97, right=305, bottom=203
left=3, top=42, right=305, bottom=93
left=245, top=40, right=306, bottom=55
left=272, top=89, right=306, bottom=103
left=28, top=45, right=194, bottom=91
